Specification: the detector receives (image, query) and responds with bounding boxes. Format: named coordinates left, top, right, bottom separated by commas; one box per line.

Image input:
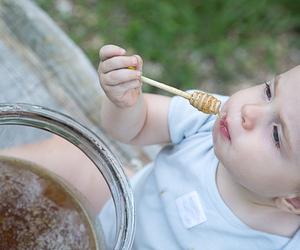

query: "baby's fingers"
left=106, top=80, right=142, bottom=107
left=100, top=55, right=138, bottom=74
left=116, top=79, right=141, bottom=92
left=101, top=69, right=141, bottom=86
left=134, top=55, right=143, bottom=72
left=99, top=44, right=126, bottom=61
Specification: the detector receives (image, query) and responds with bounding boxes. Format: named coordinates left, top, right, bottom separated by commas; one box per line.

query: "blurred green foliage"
left=35, top=0, right=300, bottom=91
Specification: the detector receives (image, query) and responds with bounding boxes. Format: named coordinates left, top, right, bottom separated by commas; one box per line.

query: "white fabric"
left=99, top=94, right=300, bottom=249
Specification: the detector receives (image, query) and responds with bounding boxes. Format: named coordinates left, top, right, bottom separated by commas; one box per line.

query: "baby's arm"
left=98, top=45, right=170, bottom=145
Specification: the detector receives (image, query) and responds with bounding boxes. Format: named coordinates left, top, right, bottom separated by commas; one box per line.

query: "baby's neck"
left=216, top=163, right=300, bottom=238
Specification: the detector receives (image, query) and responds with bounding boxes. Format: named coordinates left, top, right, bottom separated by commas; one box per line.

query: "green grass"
left=35, top=0, right=300, bottom=92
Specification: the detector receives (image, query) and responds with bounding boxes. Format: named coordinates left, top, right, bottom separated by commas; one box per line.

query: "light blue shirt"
left=99, top=94, right=300, bottom=249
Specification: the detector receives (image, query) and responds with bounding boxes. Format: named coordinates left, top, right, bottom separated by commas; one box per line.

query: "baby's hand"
left=98, top=44, right=143, bottom=108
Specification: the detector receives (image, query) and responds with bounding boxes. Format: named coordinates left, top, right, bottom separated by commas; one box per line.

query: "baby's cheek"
left=233, top=138, right=265, bottom=167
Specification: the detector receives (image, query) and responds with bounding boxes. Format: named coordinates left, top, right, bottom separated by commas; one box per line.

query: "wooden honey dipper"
left=128, top=67, right=221, bottom=115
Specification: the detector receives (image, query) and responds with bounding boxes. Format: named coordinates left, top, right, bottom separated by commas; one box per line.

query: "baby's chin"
left=212, top=119, right=218, bottom=143
left=212, top=121, right=221, bottom=155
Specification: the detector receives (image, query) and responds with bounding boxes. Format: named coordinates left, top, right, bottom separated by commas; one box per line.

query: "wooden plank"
left=0, top=0, right=159, bottom=170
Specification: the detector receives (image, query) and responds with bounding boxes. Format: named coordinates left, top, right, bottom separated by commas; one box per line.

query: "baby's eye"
left=273, top=125, right=280, bottom=148
left=264, top=81, right=272, bottom=101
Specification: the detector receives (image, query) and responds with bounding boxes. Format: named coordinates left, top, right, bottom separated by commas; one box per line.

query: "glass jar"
left=0, top=103, right=135, bottom=250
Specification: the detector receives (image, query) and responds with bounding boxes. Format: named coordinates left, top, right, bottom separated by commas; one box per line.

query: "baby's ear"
left=275, top=196, right=300, bottom=214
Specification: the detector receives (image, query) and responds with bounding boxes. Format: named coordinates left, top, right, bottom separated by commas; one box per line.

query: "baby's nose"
left=241, top=104, right=265, bottom=130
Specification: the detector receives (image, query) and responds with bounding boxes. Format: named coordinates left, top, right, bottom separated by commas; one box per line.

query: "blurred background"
left=34, top=0, right=300, bottom=95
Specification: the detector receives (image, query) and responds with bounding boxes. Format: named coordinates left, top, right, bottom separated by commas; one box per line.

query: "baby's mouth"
left=219, top=114, right=231, bottom=141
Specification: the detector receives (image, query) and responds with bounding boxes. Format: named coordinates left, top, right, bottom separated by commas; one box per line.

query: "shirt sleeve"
left=168, top=93, right=228, bottom=144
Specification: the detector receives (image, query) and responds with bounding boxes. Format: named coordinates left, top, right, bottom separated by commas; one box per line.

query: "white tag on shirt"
left=176, top=191, right=207, bottom=229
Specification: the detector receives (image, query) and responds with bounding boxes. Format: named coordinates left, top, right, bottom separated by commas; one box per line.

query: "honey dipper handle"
left=141, top=76, right=190, bottom=99
left=141, top=75, right=221, bottom=115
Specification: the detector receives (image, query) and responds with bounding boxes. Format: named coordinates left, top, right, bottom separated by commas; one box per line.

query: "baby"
left=98, top=44, right=300, bottom=249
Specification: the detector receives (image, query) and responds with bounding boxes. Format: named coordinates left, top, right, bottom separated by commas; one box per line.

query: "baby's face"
left=213, top=65, right=300, bottom=198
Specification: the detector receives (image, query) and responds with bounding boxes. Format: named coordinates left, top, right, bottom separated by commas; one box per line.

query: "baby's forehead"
left=278, top=72, right=300, bottom=159
left=278, top=66, right=300, bottom=100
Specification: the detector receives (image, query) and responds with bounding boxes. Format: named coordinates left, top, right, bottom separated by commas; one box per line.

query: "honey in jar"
left=0, top=156, right=102, bottom=250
